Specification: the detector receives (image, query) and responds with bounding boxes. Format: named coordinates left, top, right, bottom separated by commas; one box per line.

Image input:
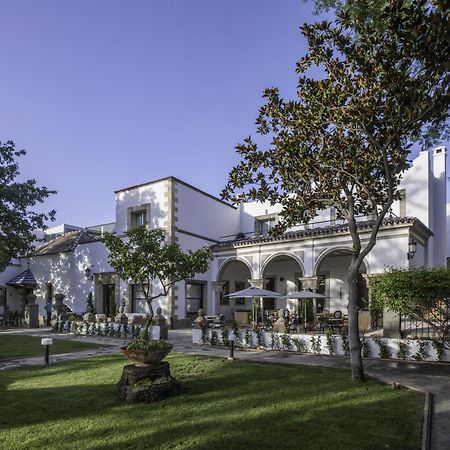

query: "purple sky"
left=1, top=1, right=446, bottom=228
left=0, top=0, right=326, bottom=227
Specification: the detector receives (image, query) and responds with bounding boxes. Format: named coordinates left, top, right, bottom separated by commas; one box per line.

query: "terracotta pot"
left=120, top=344, right=173, bottom=366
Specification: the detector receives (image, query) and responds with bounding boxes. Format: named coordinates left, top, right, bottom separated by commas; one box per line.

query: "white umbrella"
left=227, top=286, right=282, bottom=325
left=285, top=290, right=328, bottom=332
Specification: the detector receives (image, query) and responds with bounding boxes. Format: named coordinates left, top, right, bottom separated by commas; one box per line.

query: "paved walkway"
left=1, top=328, right=449, bottom=449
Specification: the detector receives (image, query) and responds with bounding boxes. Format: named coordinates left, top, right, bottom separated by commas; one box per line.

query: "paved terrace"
left=1, top=328, right=449, bottom=450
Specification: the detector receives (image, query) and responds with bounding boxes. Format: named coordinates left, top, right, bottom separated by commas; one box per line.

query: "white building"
left=0, top=147, right=447, bottom=328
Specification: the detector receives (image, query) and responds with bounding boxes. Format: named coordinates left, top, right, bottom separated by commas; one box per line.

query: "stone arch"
left=261, top=251, right=305, bottom=276
left=314, top=247, right=369, bottom=314
left=313, top=247, right=370, bottom=276
left=217, top=256, right=254, bottom=281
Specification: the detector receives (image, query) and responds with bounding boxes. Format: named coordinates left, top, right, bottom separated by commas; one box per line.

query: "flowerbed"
left=193, top=327, right=450, bottom=362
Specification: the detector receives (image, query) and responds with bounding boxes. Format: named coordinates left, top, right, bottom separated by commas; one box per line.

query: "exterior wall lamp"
left=84, top=266, right=94, bottom=280
left=407, top=238, right=417, bottom=261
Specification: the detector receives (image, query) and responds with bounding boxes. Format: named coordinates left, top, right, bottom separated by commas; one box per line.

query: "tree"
left=222, top=0, right=449, bottom=381
left=0, top=141, right=56, bottom=271
left=102, top=226, right=212, bottom=335
left=371, top=267, right=450, bottom=353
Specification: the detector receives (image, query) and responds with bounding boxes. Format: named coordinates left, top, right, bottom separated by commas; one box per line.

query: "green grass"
left=0, top=353, right=422, bottom=450
left=0, top=335, right=108, bottom=360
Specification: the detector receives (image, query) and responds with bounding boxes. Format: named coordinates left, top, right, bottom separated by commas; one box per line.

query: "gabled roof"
left=6, top=268, right=37, bottom=287
left=31, top=230, right=99, bottom=256
left=212, top=216, right=432, bottom=249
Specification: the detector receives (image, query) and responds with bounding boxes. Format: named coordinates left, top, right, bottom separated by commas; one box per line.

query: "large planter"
left=121, top=344, right=173, bottom=366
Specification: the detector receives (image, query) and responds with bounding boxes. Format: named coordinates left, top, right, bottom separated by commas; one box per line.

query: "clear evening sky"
left=0, top=1, right=445, bottom=228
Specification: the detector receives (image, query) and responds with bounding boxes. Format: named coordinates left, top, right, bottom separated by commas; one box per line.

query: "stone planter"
left=120, top=344, right=173, bottom=366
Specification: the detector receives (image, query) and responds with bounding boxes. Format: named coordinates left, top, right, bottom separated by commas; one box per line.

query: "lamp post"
left=228, top=331, right=236, bottom=361
left=41, top=338, right=53, bottom=365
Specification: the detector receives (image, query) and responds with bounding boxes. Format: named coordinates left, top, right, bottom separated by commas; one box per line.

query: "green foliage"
left=431, top=339, right=445, bottom=362
left=281, top=331, right=292, bottom=350
left=210, top=330, right=218, bottom=346
left=0, top=141, right=56, bottom=271
left=292, top=337, right=308, bottom=353
left=341, top=333, right=350, bottom=356
left=371, top=267, right=450, bottom=349
left=325, top=329, right=335, bottom=355
left=270, top=331, right=279, bottom=350
left=126, top=334, right=171, bottom=351
left=221, top=329, right=230, bottom=347
left=256, top=329, right=263, bottom=347
left=86, top=292, right=95, bottom=314
left=397, top=341, right=410, bottom=360
left=361, top=337, right=370, bottom=357
left=103, top=227, right=212, bottom=327
left=374, top=337, right=391, bottom=359
left=310, top=335, right=321, bottom=354
left=244, top=329, right=251, bottom=347
left=413, top=341, right=428, bottom=361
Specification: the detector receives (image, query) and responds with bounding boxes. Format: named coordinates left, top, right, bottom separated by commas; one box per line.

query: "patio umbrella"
left=227, top=286, right=282, bottom=325
left=284, top=290, right=328, bottom=332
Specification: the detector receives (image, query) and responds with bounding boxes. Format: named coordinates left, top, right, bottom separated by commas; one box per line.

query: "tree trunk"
left=143, top=301, right=154, bottom=338
left=347, top=266, right=365, bottom=382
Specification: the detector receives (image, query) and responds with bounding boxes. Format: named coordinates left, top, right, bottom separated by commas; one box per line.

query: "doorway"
left=103, top=284, right=116, bottom=318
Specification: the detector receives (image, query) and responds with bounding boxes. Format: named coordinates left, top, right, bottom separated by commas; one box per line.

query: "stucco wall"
left=115, top=179, right=169, bottom=235
left=176, top=181, right=239, bottom=241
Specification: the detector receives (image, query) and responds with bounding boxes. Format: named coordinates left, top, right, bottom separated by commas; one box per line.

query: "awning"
left=6, top=268, right=37, bottom=288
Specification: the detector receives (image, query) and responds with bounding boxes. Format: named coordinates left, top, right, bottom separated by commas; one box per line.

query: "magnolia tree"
left=222, top=1, right=449, bottom=381
left=0, top=141, right=56, bottom=270
left=371, top=267, right=450, bottom=351
left=102, top=226, right=212, bottom=335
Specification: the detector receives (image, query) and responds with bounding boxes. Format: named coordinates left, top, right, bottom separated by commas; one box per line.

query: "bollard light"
left=41, top=338, right=53, bottom=365
left=228, top=332, right=236, bottom=361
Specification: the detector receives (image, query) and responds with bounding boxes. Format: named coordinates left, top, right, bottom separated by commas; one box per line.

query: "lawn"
left=0, top=335, right=108, bottom=360
left=0, top=353, right=422, bottom=450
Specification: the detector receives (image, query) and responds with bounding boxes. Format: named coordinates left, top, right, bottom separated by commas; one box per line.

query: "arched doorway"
left=261, top=254, right=304, bottom=313
left=315, top=249, right=368, bottom=315
left=217, top=259, right=252, bottom=321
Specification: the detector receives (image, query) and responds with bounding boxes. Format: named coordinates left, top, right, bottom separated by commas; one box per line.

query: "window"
left=186, top=282, right=204, bottom=316
left=256, top=218, right=275, bottom=236
left=131, top=285, right=149, bottom=314
left=130, top=210, right=147, bottom=229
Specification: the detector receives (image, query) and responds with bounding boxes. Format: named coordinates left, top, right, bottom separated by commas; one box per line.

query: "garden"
left=0, top=353, right=423, bottom=450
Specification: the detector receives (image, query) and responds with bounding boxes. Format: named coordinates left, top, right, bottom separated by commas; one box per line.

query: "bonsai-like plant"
left=125, top=333, right=172, bottom=351
left=103, top=226, right=212, bottom=338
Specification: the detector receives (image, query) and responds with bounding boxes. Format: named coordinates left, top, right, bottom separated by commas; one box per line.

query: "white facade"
left=1, top=148, right=448, bottom=327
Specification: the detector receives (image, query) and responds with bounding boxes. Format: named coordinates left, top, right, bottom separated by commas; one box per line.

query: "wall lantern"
left=84, top=266, right=94, bottom=280
left=407, top=238, right=417, bottom=261
left=41, top=337, right=53, bottom=365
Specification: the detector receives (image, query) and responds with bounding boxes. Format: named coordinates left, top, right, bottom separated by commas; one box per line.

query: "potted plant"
left=121, top=333, right=173, bottom=366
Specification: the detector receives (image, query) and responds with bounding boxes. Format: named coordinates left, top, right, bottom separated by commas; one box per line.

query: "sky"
left=0, top=0, right=327, bottom=227
left=1, top=1, right=447, bottom=228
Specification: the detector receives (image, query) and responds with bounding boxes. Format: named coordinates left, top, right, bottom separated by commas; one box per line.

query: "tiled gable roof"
left=212, top=216, right=431, bottom=249
left=6, top=268, right=37, bottom=287
left=32, top=230, right=99, bottom=256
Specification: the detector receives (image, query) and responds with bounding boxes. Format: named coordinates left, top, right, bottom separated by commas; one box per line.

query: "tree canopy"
left=0, top=141, right=56, bottom=271
left=222, top=0, right=449, bottom=381
left=371, top=267, right=450, bottom=350
left=103, top=226, right=212, bottom=332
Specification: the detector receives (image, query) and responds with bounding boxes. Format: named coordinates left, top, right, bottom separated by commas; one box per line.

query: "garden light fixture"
left=41, top=337, right=53, bottom=365
left=228, top=332, right=236, bottom=360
